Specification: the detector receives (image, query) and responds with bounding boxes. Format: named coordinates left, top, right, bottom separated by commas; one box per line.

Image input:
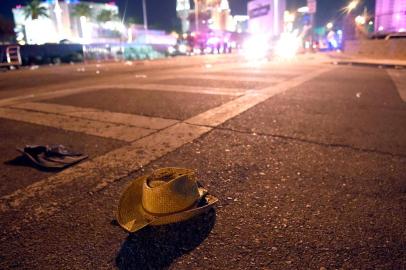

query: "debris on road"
left=135, top=74, right=147, bottom=78
left=117, top=167, right=218, bottom=233
left=16, top=144, right=88, bottom=170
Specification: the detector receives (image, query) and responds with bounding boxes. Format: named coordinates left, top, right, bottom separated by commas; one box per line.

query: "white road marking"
left=0, top=64, right=334, bottom=227
left=0, top=85, right=116, bottom=107
left=176, top=74, right=284, bottom=84
left=0, top=77, right=243, bottom=108
left=0, top=123, right=211, bottom=214
left=11, top=102, right=178, bottom=130
left=187, top=67, right=333, bottom=127
left=388, top=69, right=406, bottom=102
left=0, top=107, right=154, bottom=142
left=126, top=83, right=245, bottom=96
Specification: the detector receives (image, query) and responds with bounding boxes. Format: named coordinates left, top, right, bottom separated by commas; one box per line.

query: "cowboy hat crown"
left=117, top=167, right=218, bottom=233
left=142, top=170, right=200, bottom=214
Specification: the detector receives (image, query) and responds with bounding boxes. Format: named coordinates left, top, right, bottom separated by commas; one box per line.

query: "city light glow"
left=297, top=6, right=309, bottom=13
left=326, top=22, right=333, bottom=29
left=242, top=35, right=269, bottom=61
left=275, top=31, right=300, bottom=59
left=355, top=15, right=366, bottom=25
left=345, top=0, right=358, bottom=14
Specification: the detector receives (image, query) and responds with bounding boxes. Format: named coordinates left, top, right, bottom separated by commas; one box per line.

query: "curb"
left=331, top=60, right=406, bottom=69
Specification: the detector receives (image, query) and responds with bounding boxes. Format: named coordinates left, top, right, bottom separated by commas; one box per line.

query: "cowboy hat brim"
left=117, top=175, right=218, bottom=233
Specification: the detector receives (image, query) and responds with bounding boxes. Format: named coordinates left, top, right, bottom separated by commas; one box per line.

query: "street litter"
left=205, top=63, right=213, bottom=68
left=117, top=167, right=218, bottom=233
left=17, top=144, right=88, bottom=170
left=96, top=70, right=100, bottom=74
left=76, top=67, right=86, bottom=72
left=29, top=65, right=39, bottom=70
left=124, top=61, right=133, bottom=66
left=135, top=74, right=147, bottom=78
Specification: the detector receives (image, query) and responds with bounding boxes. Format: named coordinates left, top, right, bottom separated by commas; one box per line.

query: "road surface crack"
left=190, top=124, right=406, bottom=159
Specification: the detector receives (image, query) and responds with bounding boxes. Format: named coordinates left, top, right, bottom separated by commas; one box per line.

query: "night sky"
left=0, top=0, right=375, bottom=30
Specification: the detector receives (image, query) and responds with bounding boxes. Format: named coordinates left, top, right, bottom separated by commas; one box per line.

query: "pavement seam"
left=208, top=125, right=406, bottom=159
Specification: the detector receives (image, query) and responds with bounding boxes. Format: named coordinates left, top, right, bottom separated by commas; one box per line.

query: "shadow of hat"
left=116, top=208, right=216, bottom=270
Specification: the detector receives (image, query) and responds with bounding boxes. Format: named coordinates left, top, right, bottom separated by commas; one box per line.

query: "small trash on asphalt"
left=16, top=144, right=88, bottom=170
left=135, top=74, right=147, bottom=78
left=117, top=167, right=218, bottom=233
left=205, top=63, right=213, bottom=68
left=96, top=70, right=100, bottom=74
left=29, top=65, right=39, bottom=70
left=76, top=67, right=86, bottom=72
left=124, top=61, right=133, bottom=66
left=356, top=92, right=362, bottom=98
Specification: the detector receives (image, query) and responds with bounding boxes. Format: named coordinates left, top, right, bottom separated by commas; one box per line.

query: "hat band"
left=141, top=193, right=205, bottom=217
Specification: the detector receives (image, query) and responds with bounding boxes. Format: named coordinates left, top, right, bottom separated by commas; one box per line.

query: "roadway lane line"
left=176, top=74, right=284, bottom=84
left=0, top=123, right=211, bottom=215
left=0, top=84, right=119, bottom=107
left=387, top=70, right=406, bottom=102
left=0, top=79, right=242, bottom=108
left=10, top=102, right=178, bottom=130
left=0, top=107, right=154, bottom=142
left=187, top=66, right=334, bottom=127
left=0, top=64, right=334, bottom=228
left=124, top=83, right=245, bottom=96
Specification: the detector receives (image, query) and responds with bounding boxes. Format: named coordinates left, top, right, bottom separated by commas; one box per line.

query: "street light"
left=326, top=22, right=333, bottom=30
left=194, top=0, right=199, bottom=32
left=142, top=0, right=148, bottom=31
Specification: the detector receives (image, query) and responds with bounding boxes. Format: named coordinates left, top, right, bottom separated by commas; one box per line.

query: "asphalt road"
left=0, top=54, right=405, bottom=270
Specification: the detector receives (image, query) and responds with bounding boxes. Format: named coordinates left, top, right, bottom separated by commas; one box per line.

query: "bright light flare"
left=297, top=6, right=309, bottom=13
left=275, top=32, right=301, bottom=59
left=345, top=0, right=358, bottom=13
left=242, top=35, right=269, bottom=61
left=326, top=22, right=333, bottom=29
left=355, top=15, right=366, bottom=25
left=167, top=46, right=176, bottom=54
left=178, top=44, right=188, bottom=54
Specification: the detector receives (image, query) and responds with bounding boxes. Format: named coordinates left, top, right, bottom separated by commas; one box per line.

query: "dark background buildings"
left=0, top=0, right=375, bottom=32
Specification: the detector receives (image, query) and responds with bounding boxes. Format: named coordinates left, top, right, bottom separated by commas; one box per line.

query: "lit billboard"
left=248, top=0, right=286, bottom=38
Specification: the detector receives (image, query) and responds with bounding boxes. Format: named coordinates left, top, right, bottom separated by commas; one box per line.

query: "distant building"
left=247, top=0, right=286, bottom=38
left=176, top=0, right=235, bottom=33
left=375, top=0, right=406, bottom=33
left=12, top=0, right=123, bottom=45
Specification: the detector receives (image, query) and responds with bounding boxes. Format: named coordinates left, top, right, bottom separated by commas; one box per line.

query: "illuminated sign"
left=248, top=0, right=285, bottom=37
left=248, top=5, right=271, bottom=19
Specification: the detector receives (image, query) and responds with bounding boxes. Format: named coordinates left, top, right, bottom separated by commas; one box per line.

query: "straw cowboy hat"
left=117, top=167, right=218, bottom=232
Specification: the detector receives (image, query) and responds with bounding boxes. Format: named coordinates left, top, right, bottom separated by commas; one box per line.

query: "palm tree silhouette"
left=72, top=3, right=92, bottom=39
left=23, top=0, right=49, bottom=20
left=96, top=9, right=118, bottom=24
left=72, top=2, right=92, bottom=19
